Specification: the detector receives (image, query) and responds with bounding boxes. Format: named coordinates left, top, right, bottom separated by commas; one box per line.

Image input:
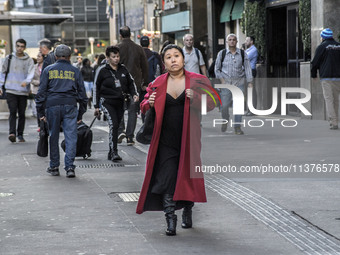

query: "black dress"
left=150, top=90, right=185, bottom=195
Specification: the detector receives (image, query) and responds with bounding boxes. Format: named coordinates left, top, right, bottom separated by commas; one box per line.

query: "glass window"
left=99, top=31, right=110, bottom=39
left=86, top=11, right=97, bottom=22
left=74, top=7, right=85, bottom=14
left=74, top=15, right=85, bottom=22
left=86, top=0, right=97, bottom=5
left=15, top=0, right=24, bottom=8
left=87, top=31, right=98, bottom=37
left=75, top=31, right=86, bottom=38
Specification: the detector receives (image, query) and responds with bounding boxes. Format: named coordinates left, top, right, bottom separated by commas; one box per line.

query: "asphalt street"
left=0, top=106, right=340, bottom=255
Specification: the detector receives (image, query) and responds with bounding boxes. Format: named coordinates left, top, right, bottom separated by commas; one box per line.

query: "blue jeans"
left=220, top=83, right=245, bottom=128
left=46, top=105, right=78, bottom=170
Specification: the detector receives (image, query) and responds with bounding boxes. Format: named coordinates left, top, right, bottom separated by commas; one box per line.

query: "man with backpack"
left=140, top=36, right=162, bottom=122
left=140, top=36, right=162, bottom=84
left=0, top=38, right=35, bottom=143
left=215, top=34, right=253, bottom=135
left=35, top=44, right=88, bottom=178
left=182, top=34, right=207, bottom=76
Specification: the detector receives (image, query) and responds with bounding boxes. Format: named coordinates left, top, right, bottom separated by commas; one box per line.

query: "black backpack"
left=147, top=51, right=161, bottom=83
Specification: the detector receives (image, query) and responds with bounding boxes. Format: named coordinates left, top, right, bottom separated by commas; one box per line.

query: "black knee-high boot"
left=181, top=202, right=194, bottom=228
left=163, top=194, right=177, bottom=236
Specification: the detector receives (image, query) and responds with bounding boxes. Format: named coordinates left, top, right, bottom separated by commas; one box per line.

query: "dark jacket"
left=94, top=63, right=138, bottom=108
left=35, top=59, right=88, bottom=120
left=42, top=51, right=56, bottom=72
left=117, top=38, right=148, bottom=90
left=311, top=38, right=340, bottom=79
left=81, top=65, right=94, bottom=82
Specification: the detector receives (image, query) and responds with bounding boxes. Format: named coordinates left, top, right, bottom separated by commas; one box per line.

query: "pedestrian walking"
left=245, top=36, right=258, bottom=116
left=30, top=52, right=44, bottom=129
left=215, top=33, right=253, bottom=135
left=117, top=26, right=148, bottom=146
left=39, top=38, right=56, bottom=72
left=0, top=38, right=35, bottom=143
left=81, top=58, right=94, bottom=109
left=73, top=56, right=83, bottom=70
left=35, top=44, right=88, bottom=178
left=182, top=34, right=207, bottom=76
left=136, top=44, right=215, bottom=236
left=140, top=35, right=163, bottom=122
left=311, top=28, right=340, bottom=130
left=93, top=46, right=138, bottom=161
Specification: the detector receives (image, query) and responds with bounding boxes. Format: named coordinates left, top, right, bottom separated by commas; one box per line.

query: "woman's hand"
left=133, top=95, right=139, bottom=102
left=149, top=91, right=156, bottom=107
left=185, top=89, right=193, bottom=99
left=94, top=108, right=101, bottom=117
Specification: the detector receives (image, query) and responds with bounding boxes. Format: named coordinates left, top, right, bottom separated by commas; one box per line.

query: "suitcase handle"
left=89, top=116, right=97, bottom=129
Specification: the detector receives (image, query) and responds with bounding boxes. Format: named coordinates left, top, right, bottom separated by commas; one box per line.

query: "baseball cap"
left=140, top=36, right=150, bottom=47
left=54, top=44, right=72, bottom=57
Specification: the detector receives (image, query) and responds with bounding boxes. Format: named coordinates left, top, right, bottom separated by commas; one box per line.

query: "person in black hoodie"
left=94, top=46, right=138, bottom=161
left=311, top=28, right=340, bottom=130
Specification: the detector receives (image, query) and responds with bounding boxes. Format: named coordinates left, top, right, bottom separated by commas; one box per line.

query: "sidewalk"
left=0, top=109, right=339, bottom=254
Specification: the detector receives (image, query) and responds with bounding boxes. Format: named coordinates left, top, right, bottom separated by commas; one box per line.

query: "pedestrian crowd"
left=0, top=26, right=338, bottom=236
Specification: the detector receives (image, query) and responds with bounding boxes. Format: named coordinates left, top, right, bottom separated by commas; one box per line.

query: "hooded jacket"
left=311, top=38, right=340, bottom=79
left=0, top=52, right=35, bottom=96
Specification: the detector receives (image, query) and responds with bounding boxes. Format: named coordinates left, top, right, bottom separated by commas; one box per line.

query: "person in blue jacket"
left=35, top=44, right=88, bottom=178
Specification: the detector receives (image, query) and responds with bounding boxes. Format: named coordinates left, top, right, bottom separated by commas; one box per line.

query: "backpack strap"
left=241, top=49, right=244, bottom=66
left=3, top=54, right=12, bottom=89
left=219, top=49, right=226, bottom=71
left=195, top=48, right=200, bottom=64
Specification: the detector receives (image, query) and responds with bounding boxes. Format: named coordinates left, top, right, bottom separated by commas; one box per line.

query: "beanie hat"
left=320, top=28, right=333, bottom=39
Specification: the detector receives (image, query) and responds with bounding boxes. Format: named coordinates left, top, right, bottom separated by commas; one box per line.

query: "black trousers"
left=6, top=93, right=28, bottom=136
left=101, top=98, right=124, bottom=152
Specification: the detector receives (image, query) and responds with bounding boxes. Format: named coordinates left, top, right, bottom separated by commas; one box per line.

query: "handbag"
left=136, top=107, right=155, bottom=144
left=37, top=121, right=49, bottom=157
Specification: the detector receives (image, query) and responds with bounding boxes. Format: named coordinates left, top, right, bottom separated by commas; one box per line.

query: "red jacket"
left=136, top=70, right=216, bottom=214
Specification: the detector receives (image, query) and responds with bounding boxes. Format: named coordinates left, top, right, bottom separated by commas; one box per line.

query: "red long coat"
left=136, top=70, right=216, bottom=214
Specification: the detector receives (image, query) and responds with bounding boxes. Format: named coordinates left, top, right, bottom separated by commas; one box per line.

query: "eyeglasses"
left=16, top=45, right=25, bottom=48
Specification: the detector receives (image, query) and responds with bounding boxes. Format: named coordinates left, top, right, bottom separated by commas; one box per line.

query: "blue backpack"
left=147, top=51, right=161, bottom=83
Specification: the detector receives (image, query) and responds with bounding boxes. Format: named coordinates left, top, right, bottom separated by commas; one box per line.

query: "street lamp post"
left=88, top=37, right=95, bottom=55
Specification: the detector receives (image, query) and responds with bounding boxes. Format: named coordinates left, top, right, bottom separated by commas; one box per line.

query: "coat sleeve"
left=311, top=45, right=323, bottom=78
left=35, top=68, right=49, bottom=118
left=76, top=70, right=88, bottom=121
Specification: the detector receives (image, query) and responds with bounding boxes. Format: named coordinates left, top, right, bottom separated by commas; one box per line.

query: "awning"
left=220, top=0, right=233, bottom=23
left=0, top=11, right=72, bottom=25
left=231, top=0, right=244, bottom=21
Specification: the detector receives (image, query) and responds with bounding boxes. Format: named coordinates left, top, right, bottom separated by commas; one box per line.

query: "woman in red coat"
left=136, top=44, right=215, bottom=236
